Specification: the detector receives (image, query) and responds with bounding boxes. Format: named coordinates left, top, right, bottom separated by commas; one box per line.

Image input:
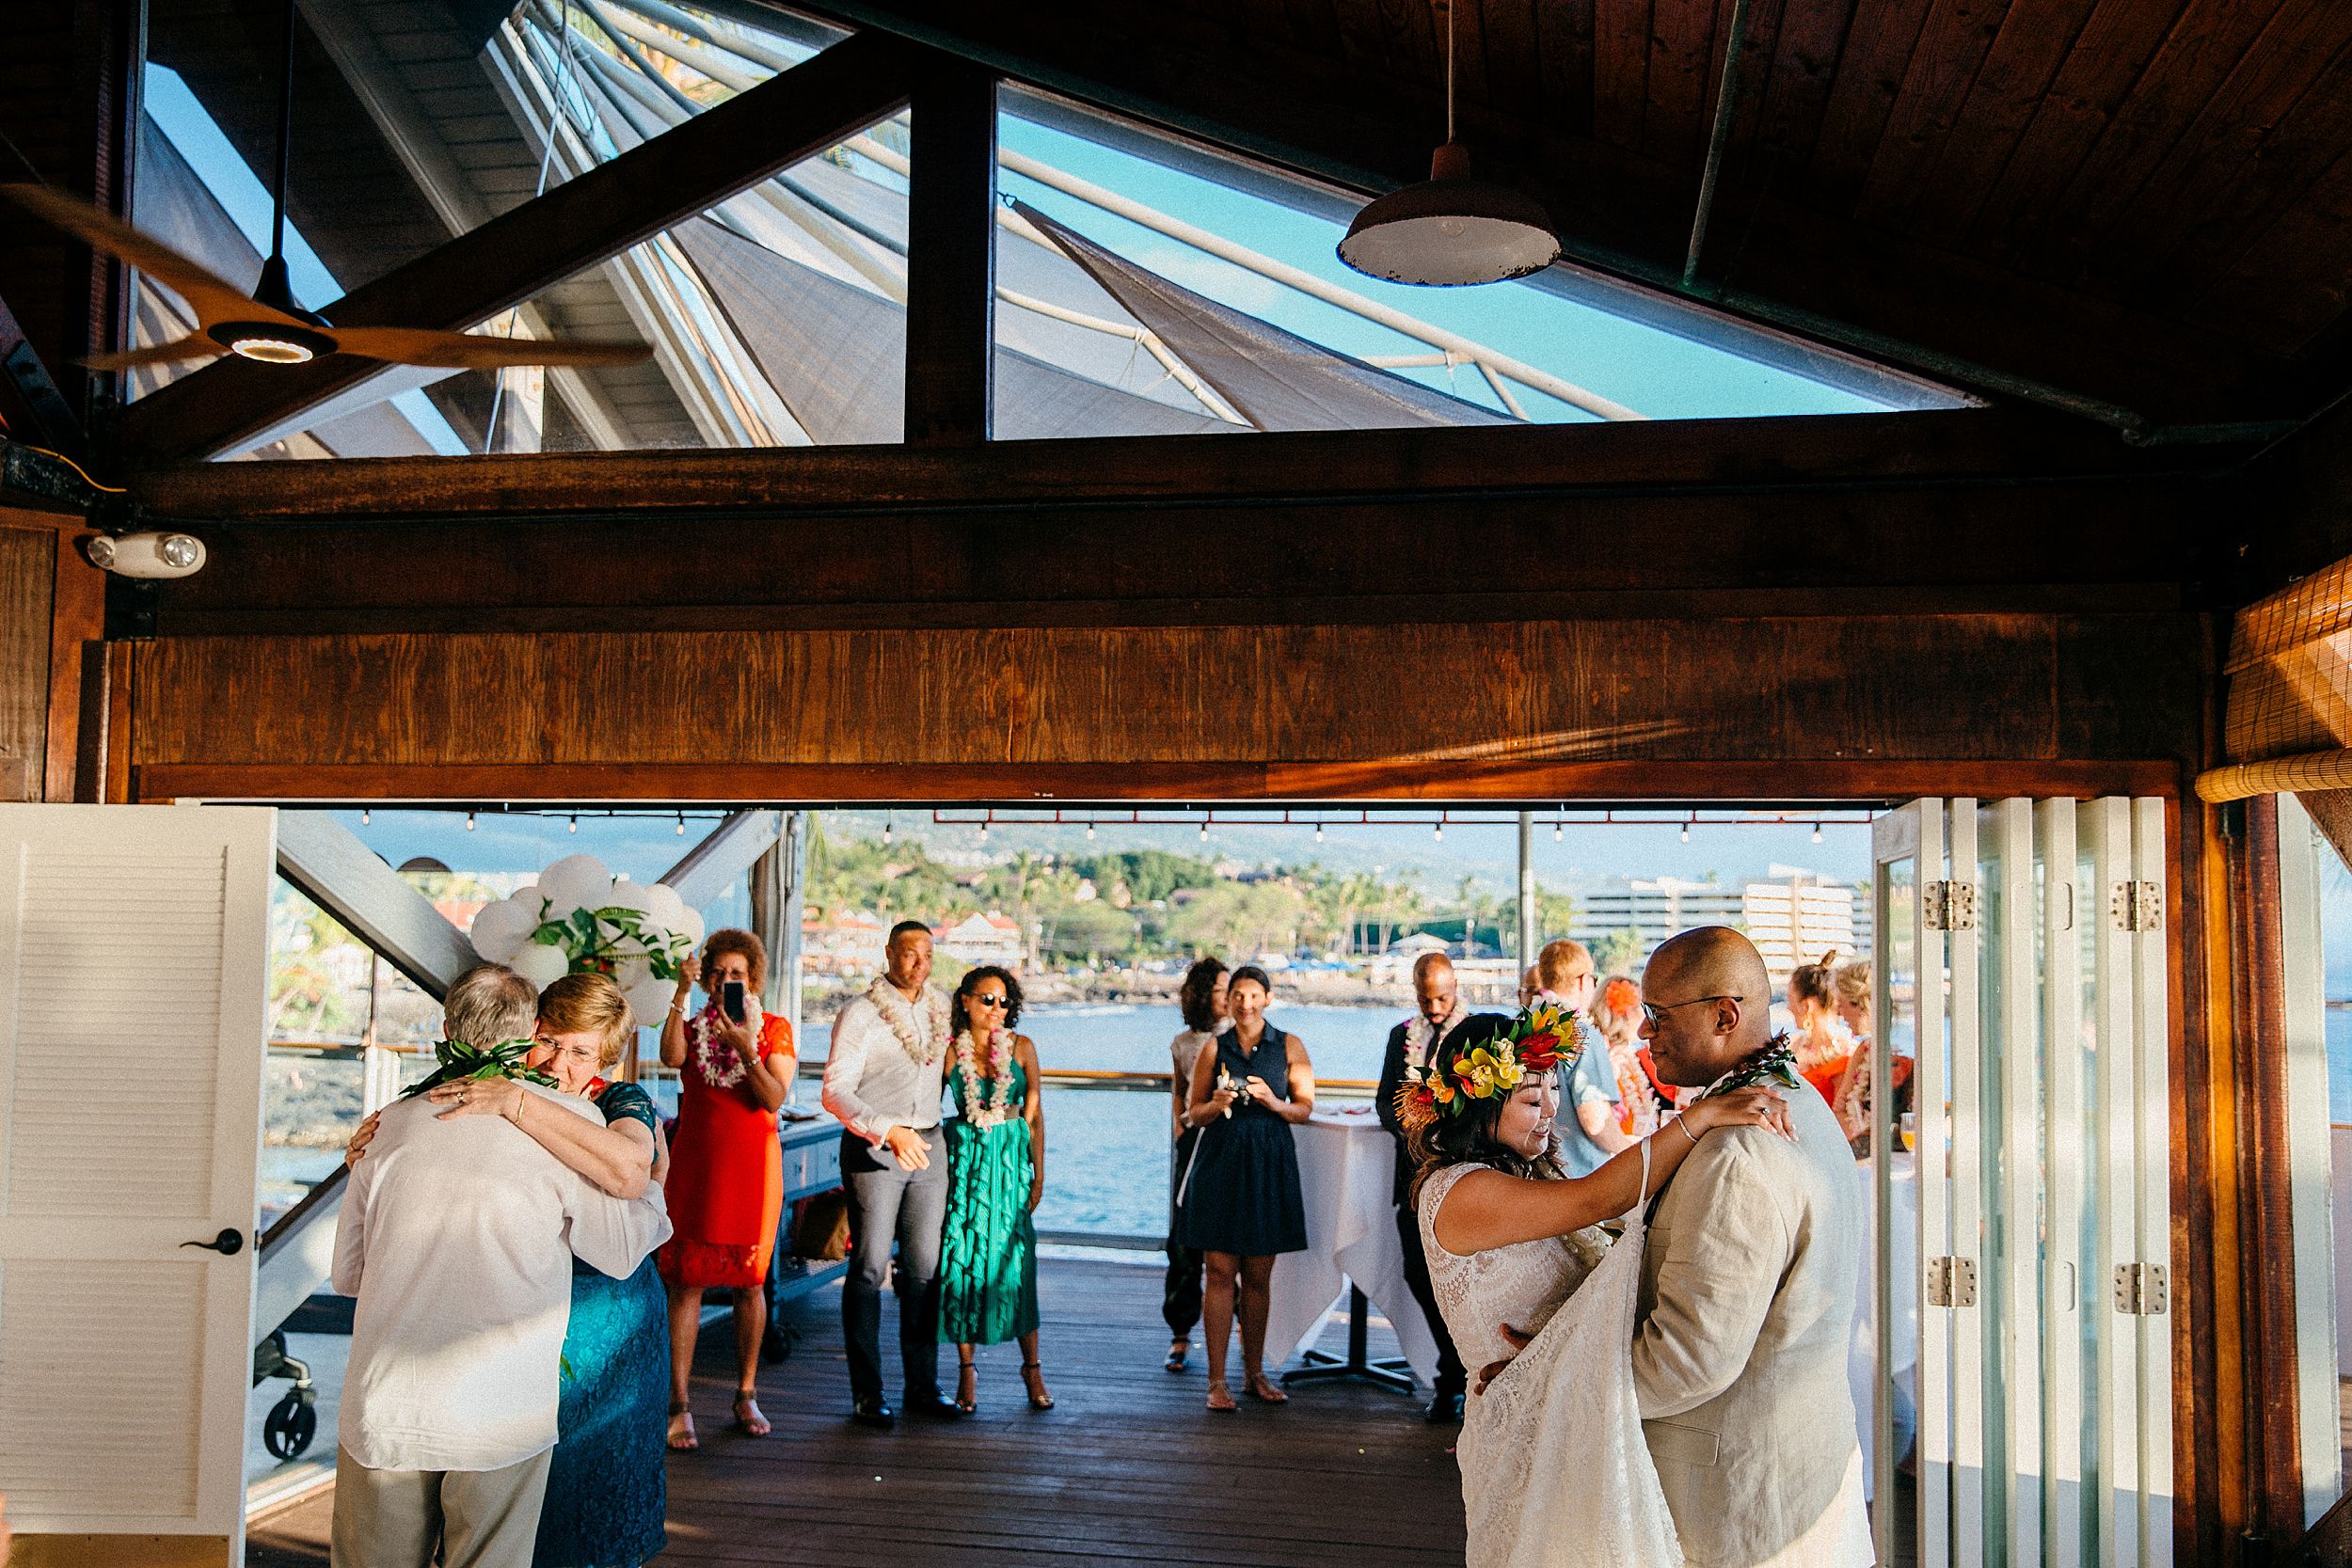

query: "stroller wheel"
left=263, top=1388, right=317, bottom=1460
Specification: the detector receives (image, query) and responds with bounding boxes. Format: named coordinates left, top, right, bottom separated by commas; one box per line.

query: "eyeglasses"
left=1639, top=994, right=1742, bottom=1026
left=973, top=993, right=1009, bottom=1008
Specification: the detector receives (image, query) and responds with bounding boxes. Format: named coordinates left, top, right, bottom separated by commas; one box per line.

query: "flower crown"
left=1395, top=994, right=1590, bottom=1131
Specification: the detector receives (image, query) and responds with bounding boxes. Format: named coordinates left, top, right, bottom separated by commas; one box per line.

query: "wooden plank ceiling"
left=808, top=0, right=2352, bottom=427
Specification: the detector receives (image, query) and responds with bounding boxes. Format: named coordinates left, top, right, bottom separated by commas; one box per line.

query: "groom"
left=1631, top=926, right=1871, bottom=1568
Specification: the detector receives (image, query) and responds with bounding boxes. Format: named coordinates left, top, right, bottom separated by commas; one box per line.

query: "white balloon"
left=537, top=855, right=613, bottom=921
left=644, top=882, right=687, bottom=931
left=599, top=879, right=653, bottom=915
left=677, top=907, right=707, bottom=946
left=616, top=955, right=653, bottom=991
left=508, top=942, right=571, bottom=989
left=468, top=899, right=536, bottom=963
left=625, top=978, right=675, bottom=1029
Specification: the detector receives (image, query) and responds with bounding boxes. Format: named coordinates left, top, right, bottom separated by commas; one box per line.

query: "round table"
left=1263, top=1105, right=1442, bottom=1389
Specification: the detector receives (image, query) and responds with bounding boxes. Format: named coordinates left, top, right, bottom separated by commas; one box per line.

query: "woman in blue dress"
left=421, top=971, right=671, bottom=1568
left=1174, top=965, right=1311, bottom=1412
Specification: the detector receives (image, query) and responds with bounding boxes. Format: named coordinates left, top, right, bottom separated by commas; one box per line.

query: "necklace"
left=1699, top=1033, right=1803, bottom=1099
left=867, top=975, right=949, bottom=1068
left=686, top=1007, right=747, bottom=1089
left=1402, top=1000, right=1468, bottom=1071
left=951, top=1027, right=1022, bottom=1129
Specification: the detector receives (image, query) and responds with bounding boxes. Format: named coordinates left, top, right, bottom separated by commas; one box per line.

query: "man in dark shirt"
left=1375, top=951, right=1470, bottom=1422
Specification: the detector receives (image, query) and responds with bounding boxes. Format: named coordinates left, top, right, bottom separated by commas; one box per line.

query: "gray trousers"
left=329, top=1444, right=552, bottom=1568
left=841, top=1126, right=948, bottom=1402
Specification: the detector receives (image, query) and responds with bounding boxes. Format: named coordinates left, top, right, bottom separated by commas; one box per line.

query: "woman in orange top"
left=657, top=928, right=794, bottom=1450
left=1786, top=949, right=1852, bottom=1104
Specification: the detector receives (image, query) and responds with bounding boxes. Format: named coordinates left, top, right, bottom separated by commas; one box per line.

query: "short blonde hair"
left=538, top=972, right=634, bottom=1069
left=445, top=963, right=539, bottom=1047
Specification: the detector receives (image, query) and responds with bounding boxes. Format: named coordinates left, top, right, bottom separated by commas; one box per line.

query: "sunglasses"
left=1639, top=994, right=1742, bottom=1026
left=973, top=993, right=1009, bottom=1008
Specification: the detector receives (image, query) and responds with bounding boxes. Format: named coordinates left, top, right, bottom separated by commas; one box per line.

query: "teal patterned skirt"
left=533, top=1254, right=669, bottom=1568
left=939, top=1115, right=1041, bottom=1345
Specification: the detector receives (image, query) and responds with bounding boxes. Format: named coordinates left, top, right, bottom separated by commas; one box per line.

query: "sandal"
left=1244, top=1372, right=1288, bottom=1404
left=956, top=1360, right=977, bottom=1415
left=666, top=1404, right=699, bottom=1451
left=1022, top=1359, right=1055, bottom=1411
left=1165, top=1338, right=1190, bottom=1373
left=1205, top=1379, right=1237, bottom=1413
left=731, top=1392, right=771, bottom=1437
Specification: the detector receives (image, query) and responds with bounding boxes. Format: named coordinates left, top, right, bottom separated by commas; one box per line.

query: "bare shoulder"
left=1283, top=1031, right=1311, bottom=1062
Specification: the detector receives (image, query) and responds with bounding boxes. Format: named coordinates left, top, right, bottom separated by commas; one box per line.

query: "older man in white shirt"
left=329, top=965, right=672, bottom=1568
left=822, top=919, right=960, bottom=1426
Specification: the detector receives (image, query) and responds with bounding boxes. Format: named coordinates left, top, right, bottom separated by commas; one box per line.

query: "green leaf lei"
left=1697, top=1032, right=1803, bottom=1099
left=397, top=1037, right=557, bottom=1101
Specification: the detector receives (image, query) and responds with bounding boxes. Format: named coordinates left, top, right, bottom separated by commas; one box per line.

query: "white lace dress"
left=1418, top=1164, right=1683, bottom=1568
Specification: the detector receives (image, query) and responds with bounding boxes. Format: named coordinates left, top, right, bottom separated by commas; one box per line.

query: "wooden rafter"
left=114, top=30, right=924, bottom=467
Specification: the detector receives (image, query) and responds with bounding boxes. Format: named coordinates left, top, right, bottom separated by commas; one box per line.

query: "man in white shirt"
left=329, top=965, right=672, bottom=1568
left=821, top=920, right=960, bottom=1426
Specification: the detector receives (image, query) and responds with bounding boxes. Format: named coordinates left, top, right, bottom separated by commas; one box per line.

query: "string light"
left=979, top=820, right=989, bottom=843
left=1811, top=822, right=1823, bottom=844
left=360, top=808, right=371, bottom=826
left=1314, top=823, right=1324, bottom=843
left=1553, top=819, right=1563, bottom=843
left=675, top=812, right=687, bottom=836
left=1433, top=822, right=1443, bottom=843
left=466, top=810, right=477, bottom=832
left=567, top=814, right=578, bottom=833
left=1200, top=819, right=1209, bottom=842
left=882, top=816, right=893, bottom=845
left=1679, top=820, right=1690, bottom=843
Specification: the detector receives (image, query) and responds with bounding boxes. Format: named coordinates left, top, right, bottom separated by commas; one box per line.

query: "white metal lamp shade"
left=1338, top=143, right=1562, bottom=286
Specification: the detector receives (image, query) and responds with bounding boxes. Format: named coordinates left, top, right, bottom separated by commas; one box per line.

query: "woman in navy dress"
left=1174, top=965, right=1311, bottom=1412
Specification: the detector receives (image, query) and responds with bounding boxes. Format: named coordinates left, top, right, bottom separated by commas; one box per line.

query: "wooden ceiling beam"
left=112, top=29, right=923, bottom=467
left=123, top=407, right=2242, bottom=523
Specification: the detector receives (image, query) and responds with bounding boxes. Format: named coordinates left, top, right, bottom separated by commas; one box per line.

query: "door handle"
left=180, top=1227, right=246, bottom=1257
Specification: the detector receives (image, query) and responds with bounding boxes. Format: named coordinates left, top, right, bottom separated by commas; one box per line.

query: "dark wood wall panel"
left=0, top=529, right=56, bottom=802
left=129, top=614, right=2198, bottom=789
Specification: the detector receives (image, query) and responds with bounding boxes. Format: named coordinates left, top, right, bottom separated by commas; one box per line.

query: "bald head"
left=1412, top=951, right=1458, bottom=1027
left=1640, top=926, right=1772, bottom=1087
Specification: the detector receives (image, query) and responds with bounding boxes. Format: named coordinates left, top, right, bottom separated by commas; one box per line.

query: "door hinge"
left=1926, top=1257, right=1979, bottom=1307
left=2114, top=1261, right=2169, bottom=1314
left=1922, top=881, right=1978, bottom=931
left=2109, top=879, right=2164, bottom=932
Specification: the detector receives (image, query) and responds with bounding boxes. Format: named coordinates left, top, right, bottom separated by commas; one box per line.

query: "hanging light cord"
left=1444, top=0, right=1455, bottom=146
left=270, top=0, right=295, bottom=267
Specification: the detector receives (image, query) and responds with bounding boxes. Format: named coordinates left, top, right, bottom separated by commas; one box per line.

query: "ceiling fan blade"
left=80, top=336, right=230, bottom=372
left=328, top=326, right=653, bottom=369
left=0, top=183, right=298, bottom=329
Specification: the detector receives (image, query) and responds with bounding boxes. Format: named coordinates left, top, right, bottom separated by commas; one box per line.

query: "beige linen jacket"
left=1633, top=1084, right=1873, bottom=1568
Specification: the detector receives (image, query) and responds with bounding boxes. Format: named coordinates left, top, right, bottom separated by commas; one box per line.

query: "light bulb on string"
left=1433, top=821, right=1443, bottom=843
left=979, top=820, right=989, bottom=843
left=1087, top=822, right=1096, bottom=841
left=567, top=814, right=578, bottom=834
left=1314, top=823, right=1324, bottom=843
left=1200, top=819, right=1209, bottom=842
left=676, top=812, right=687, bottom=836
left=360, top=808, right=371, bottom=826
left=466, top=810, right=477, bottom=832
left=1812, top=822, right=1823, bottom=845
left=1679, top=820, right=1690, bottom=844
left=1553, top=819, right=1563, bottom=843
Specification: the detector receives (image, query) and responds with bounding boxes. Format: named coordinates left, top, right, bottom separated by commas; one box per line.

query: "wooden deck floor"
left=248, top=1256, right=1469, bottom=1566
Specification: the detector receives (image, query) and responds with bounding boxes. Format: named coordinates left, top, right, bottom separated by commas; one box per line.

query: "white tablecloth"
left=1852, top=1150, right=1919, bottom=1497
left=1264, top=1106, right=1443, bottom=1385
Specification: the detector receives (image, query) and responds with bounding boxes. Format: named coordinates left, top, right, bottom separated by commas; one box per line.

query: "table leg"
left=1280, top=1284, right=1418, bottom=1395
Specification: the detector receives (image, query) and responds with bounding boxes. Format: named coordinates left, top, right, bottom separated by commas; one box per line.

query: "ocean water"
left=2331, top=1006, right=2352, bottom=1124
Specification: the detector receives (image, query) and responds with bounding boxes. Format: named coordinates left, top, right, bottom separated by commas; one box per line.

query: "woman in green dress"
left=940, top=964, right=1053, bottom=1413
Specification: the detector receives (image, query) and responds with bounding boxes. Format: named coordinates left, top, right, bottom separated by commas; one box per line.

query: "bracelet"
left=1676, top=1117, right=1700, bottom=1148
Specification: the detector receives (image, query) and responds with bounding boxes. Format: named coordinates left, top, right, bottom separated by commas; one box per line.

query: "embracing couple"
left=1408, top=927, right=1872, bottom=1568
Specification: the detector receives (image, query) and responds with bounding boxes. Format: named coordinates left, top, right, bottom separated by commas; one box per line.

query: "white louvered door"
left=0, top=804, right=274, bottom=1560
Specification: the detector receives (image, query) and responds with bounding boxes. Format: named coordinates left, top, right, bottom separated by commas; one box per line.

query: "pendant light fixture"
left=1338, top=1, right=1561, bottom=286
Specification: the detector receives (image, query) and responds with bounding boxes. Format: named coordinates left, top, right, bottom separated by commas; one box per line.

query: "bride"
left=1404, top=1000, right=1790, bottom=1568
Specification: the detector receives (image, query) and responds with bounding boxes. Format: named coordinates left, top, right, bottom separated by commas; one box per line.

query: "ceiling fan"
left=1, top=0, right=648, bottom=375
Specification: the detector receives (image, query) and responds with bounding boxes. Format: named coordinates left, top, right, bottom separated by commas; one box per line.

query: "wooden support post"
left=45, top=523, right=103, bottom=800
left=903, top=54, right=997, bottom=446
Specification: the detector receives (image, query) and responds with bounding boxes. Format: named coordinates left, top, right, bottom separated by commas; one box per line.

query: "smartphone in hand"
left=723, top=979, right=747, bottom=1023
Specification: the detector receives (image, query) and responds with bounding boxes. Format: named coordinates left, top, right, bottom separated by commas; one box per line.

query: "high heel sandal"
left=1022, top=1360, right=1055, bottom=1410
left=955, top=1360, right=977, bottom=1414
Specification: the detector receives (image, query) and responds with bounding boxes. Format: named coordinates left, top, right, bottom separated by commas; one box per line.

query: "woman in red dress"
left=657, top=928, right=794, bottom=1450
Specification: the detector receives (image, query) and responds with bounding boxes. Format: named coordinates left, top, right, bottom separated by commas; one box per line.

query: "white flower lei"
left=1402, top=998, right=1470, bottom=1072
left=687, top=1006, right=747, bottom=1089
left=867, top=975, right=949, bottom=1069
left=951, top=1027, right=1023, bottom=1129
